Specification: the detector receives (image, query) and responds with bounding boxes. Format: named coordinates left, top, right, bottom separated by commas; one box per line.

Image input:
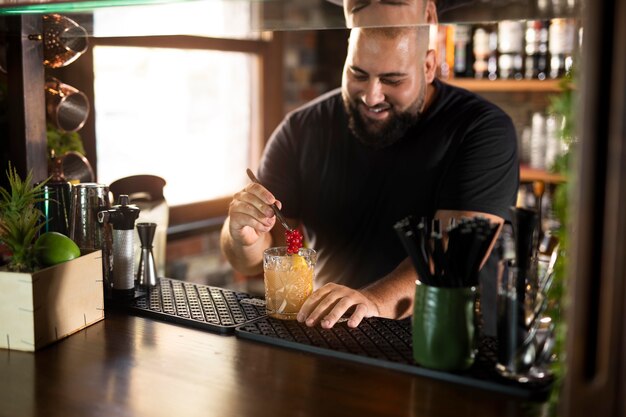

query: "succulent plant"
left=0, top=164, right=48, bottom=272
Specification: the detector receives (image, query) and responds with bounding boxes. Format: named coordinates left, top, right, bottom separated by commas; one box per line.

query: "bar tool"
left=495, top=227, right=557, bottom=383
left=496, top=259, right=521, bottom=374
left=509, top=206, right=539, bottom=326
left=534, top=318, right=556, bottom=367
left=98, top=195, right=140, bottom=301
left=36, top=155, right=71, bottom=236
left=136, top=222, right=158, bottom=288
left=69, top=182, right=112, bottom=292
left=246, top=168, right=292, bottom=232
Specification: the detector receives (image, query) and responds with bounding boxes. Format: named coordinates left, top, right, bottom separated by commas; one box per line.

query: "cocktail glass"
left=263, top=247, right=316, bottom=320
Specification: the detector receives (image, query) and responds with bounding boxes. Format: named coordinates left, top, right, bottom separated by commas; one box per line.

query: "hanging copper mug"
left=42, top=14, right=89, bottom=69
left=45, top=77, right=90, bottom=133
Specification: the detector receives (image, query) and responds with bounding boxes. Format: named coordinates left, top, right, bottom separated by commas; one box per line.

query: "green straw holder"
left=412, top=282, right=478, bottom=371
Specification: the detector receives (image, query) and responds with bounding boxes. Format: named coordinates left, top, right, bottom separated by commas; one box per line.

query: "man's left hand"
left=297, top=283, right=380, bottom=329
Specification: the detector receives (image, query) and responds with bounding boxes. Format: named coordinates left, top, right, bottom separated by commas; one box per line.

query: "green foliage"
left=544, top=69, right=578, bottom=414
left=548, top=73, right=576, bottom=148
left=46, top=123, right=85, bottom=157
left=0, top=164, right=48, bottom=272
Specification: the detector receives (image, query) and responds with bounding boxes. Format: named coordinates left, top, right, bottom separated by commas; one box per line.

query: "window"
left=93, top=45, right=255, bottom=206
left=90, top=3, right=281, bottom=223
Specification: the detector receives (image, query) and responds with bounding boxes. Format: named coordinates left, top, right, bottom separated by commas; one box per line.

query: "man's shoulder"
left=269, top=88, right=346, bottom=147
left=285, top=88, right=344, bottom=124
left=426, top=79, right=517, bottom=149
left=433, top=79, right=510, bottom=121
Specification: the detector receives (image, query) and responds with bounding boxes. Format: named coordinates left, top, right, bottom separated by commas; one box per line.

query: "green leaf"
left=0, top=163, right=48, bottom=272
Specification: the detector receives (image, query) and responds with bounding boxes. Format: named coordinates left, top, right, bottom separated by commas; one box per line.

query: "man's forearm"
left=361, top=258, right=417, bottom=320
left=219, top=217, right=272, bottom=276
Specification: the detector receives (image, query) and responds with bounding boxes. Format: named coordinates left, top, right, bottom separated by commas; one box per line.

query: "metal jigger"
left=136, top=222, right=158, bottom=287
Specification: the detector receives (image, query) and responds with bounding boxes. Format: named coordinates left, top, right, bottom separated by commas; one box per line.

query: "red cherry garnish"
left=286, top=229, right=303, bottom=254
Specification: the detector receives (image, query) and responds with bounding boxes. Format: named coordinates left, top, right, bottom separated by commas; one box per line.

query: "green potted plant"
left=0, top=165, right=48, bottom=272
left=0, top=164, right=104, bottom=352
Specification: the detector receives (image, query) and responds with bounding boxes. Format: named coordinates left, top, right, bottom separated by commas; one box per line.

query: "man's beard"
left=342, top=87, right=425, bottom=150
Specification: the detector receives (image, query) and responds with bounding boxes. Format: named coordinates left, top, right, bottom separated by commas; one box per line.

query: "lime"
left=35, top=232, right=81, bottom=267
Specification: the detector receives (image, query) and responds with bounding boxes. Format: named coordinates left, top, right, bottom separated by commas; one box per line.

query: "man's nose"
left=362, top=80, right=385, bottom=107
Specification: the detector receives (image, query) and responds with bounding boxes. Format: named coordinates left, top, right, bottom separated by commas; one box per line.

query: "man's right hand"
left=220, top=182, right=284, bottom=276
left=227, top=182, right=281, bottom=246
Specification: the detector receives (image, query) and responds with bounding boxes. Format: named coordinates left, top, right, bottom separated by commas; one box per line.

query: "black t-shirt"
left=259, top=79, right=519, bottom=291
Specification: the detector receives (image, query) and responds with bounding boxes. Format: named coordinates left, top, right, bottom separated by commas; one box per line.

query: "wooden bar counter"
left=0, top=311, right=549, bottom=417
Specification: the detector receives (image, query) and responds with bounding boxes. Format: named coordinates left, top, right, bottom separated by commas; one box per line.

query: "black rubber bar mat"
left=235, top=317, right=553, bottom=400
left=128, top=278, right=266, bottom=334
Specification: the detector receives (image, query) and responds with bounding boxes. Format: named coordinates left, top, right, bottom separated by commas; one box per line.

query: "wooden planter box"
left=0, top=250, right=105, bottom=352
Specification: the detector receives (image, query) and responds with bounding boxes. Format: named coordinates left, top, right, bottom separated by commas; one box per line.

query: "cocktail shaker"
left=69, top=183, right=112, bottom=290
left=98, top=195, right=140, bottom=301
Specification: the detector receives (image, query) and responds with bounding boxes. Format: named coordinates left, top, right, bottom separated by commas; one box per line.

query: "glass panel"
left=0, top=0, right=580, bottom=32
left=92, top=0, right=256, bottom=39
left=93, top=45, right=255, bottom=206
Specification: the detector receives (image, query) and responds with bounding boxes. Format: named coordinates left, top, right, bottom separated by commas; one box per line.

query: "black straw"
left=395, top=215, right=500, bottom=288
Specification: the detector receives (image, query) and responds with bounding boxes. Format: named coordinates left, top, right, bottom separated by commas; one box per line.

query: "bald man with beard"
left=221, top=26, right=518, bottom=334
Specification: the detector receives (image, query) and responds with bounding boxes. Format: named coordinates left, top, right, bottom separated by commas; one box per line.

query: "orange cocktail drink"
left=263, top=247, right=317, bottom=320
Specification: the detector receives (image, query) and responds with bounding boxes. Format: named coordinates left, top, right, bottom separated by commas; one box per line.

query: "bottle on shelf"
left=548, top=18, right=577, bottom=78
left=453, top=24, right=473, bottom=78
left=544, top=114, right=563, bottom=169
left=472, top=24, right=498, bottom=80
left=524, top=20, right=550, bottom=80
left=522, top=111, right=565, bottom=172
left=520, top=126, right=532, bottom=166
left=498, top=20, right=525, bottom=80
left=529, top=112, right=547, bottom=170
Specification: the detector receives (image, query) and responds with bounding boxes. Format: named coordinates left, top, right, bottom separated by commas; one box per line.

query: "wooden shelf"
left=445, top=78, right=563, bottom=93
left=520, top=166, right=566, bottom=184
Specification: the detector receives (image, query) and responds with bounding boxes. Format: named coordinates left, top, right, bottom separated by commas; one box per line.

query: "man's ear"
left=425, top=0, right=438, bottom=24
left=424, top=49, right=437, bottom=83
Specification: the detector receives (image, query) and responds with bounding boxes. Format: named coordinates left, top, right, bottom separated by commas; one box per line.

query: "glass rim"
left=415, top=280, right=476, bottom=292
left=263, top=246, right=316, bottom=257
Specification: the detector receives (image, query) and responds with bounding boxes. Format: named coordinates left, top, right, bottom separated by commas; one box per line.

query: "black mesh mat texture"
left=128, top=278, right=266, bottom=334
left=235, top=316, right=553, bottom=400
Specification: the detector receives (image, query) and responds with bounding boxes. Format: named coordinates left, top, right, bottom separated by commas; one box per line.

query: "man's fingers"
left=303, top=291, right=343, bottom=327
left=230, top=210, right=272, bottom=232
left=297, top=283, right=379, bottom=329
left=244, top=183, right=277, bottom=210
left=297, top=284, right=336, bottom=322
left=320, top=296, right=358, bottom=329
left=232, top=189, right=275, bottom=220
left=347, top=303, right=370, bottom=328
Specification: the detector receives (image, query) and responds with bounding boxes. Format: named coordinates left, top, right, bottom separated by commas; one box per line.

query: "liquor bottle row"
left=437, top=18, right=580, bottom=81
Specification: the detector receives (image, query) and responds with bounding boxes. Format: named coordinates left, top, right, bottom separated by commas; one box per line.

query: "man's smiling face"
left=341, top=27, right=429, bottom=149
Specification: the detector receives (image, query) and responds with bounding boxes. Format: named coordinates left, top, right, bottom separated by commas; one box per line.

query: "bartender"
left=220, top=25, right=518, bottom=332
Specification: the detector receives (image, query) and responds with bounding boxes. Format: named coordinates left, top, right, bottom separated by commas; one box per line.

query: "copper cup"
left=45, top=77, right=90, bottom=133
left=43, top=14, right=89, bottom=69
